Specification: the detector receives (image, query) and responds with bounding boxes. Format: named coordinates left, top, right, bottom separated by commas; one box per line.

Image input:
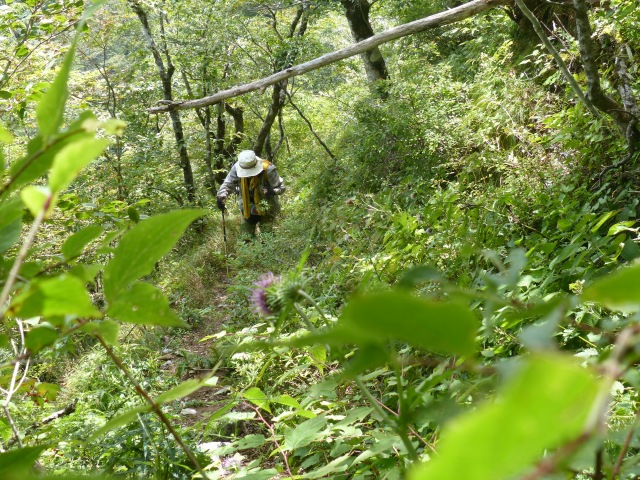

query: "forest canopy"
left=1, top=0, right=640, bottom=478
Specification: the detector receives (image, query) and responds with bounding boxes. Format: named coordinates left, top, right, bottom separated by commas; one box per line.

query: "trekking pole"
left=221, top=208, right=230, bottom=278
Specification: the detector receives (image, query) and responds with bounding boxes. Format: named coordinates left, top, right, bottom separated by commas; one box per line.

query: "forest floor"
left=164, top=276, right=234, bottom=428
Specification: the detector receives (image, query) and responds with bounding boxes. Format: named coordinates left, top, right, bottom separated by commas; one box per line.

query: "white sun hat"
left=236, top=150, right=264, bottom=178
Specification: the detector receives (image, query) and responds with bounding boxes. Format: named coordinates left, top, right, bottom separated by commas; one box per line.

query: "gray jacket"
left=217, top=162, right=286, bottom=214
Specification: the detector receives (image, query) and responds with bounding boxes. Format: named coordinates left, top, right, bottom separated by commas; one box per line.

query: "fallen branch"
left=8, top=399, right=78, bottom=447
left=147, top=0, right=509, bottom=114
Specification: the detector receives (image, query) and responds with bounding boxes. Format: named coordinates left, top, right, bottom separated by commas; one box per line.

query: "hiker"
left=216, top=150, right=286, bottom=236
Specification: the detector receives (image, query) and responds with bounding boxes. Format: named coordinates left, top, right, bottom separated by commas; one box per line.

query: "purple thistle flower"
left=250, top=272, right=281, bottom=316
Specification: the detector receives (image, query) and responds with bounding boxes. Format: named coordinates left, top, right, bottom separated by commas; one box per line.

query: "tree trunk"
left=340, top=0, right=389, bottom=84
left=130, top=1, right=196, bottom=204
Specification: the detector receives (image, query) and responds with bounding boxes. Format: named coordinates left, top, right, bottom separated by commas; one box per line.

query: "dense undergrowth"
left=2, top=2, right=640, bottom=480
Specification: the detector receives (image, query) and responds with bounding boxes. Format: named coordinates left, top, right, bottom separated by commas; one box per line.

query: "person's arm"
left=265, top=165, right=285, bottom=195
left=217, top=164, right=240, bottom=199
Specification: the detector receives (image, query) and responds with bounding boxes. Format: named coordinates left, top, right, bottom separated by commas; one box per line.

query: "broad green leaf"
left=234, top=470, right=279, bottom=480
left=156, top=377, right=212, bottom=404
left=235, top=434, right=267, bottom=450
left=36, top=39, right=77, bottom=137
left=243, top=387, right=271, bottom=413
left=301, top=453, right=351, bottom=478
left=275, top=394, right=301, bottom=409
left=86, top=405, right=151, bottom=442
left=397, top=266, right=444, bottom=289
left=103, top=209, right=204, bottom=300
left=14, top=275, right=101, bottom=319
left=49, top=138, right=110, bottom=193
left=0, top=123, right=13, bottom=144
left=0, top=196, right=23, bottom=253
left=6, top=114, right=95, bottom=194
left=581, top=264, right=640, bottom=312
left=69, top=264, right=102, bottom=283
left=80, top=319, right=119, bottom=346
left=25, top=325, right=58, bottom=354
left=20, top=186, right=51, bottom=217
left=339, top=291, right=479, bottom=356
left=204, top=402, right=237, bottom=435
left=61, top=224, right=102, bottom=260
left=590, top=210, right=620, bottom=233
left=283, top=415, right=327, bottom=451
left=607, top=221, right=636, bottom=236
left=0, top=445, right=48, bottom=476
left=409, top=355, right=601, bottom=480
left=106, top=282, right=187, bottom=327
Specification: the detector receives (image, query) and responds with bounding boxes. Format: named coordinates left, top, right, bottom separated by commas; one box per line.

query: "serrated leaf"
left=103, top=209, right=204, bottom=300
left=107, top=282, right=187, bottom=327
left=13, top=275, right=101, bottom=319
left=61, top=224, right=102, bottom=260
left=581, top=264, right=640, bottom=312
left=243, top=387, right=271, bottom=413
left=80, top=319, right=119, bottom=345
left=49, top=138, right=109, bottom=193
left=86, top=405, right=151, bottom=443
left=339, top=291, right=479, bottom=356
left=408, top=355, right=602, bottom=480
left=283, top=415, right=326, bottom=451
left=25, top=325, right=58, bottom=354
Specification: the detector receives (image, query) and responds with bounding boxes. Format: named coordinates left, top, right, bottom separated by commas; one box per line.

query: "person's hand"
left=217, top=197, right=226, bottom=211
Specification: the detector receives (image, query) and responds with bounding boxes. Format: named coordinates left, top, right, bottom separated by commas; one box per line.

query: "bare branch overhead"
left=147, top=0, right=510, bottom=114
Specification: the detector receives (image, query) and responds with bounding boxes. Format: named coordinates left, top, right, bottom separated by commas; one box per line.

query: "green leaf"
left=106, top=282, right=187, bottom=327
left=25, top=325, right=58, bottom=354
left=283, top=415, right=327, bottom=451
left=408, top=355, right=602, bottom=480
left=235, top=434, right=268, bottom=450
left=14, top=275, right=101, bottom=319
left=0, top=445, right=49, bottom=477
left=0, top=123, right=14, bottom=143
left=49, top=138, right=110, bottom=193
left=339, top=291, right=479, bottom=356
left=36, top=39, right=77, bottom=138
left=607, top=221, right=636, bottom=236
left=103, top=209, right=204, bottom=300
left=396, top=266, right=444, bottom=289
left=275, top=394, right=301, bottom=409
left=80, top=319, right=119, bottom=345
left=156, top=377, right=212, bottom=404
left=20, top=186, right=51, bottom=217
left=61, top=224, right=102, bottom=260
left=233, top=470, right=279, bottom=480
left=581, top=264, right=640, bottom=312
left=0, top=196, right=23, bottom=254
left=243, top=387, right=271, bottom=413
left=68, top=264, right=102, bottom=283
left=86, top=405, right=151, bottom=442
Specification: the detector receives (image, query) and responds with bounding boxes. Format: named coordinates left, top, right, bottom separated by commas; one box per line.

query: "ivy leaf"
left=408, top=354, right=602, bottom=480
left=106, top=282, right=187, bottom=327
left=103, top=209, right=204, bottom=300
left=61, top=224, right=102, bottom=260
left=581, top=264, right=640, bottom=312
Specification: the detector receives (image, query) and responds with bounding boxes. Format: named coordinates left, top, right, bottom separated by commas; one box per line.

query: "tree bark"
left=148, top=0, right=509, bottom=114
left=340, top=0, right=389, bottom=85
left=130, top=1, right=196, bottom=204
